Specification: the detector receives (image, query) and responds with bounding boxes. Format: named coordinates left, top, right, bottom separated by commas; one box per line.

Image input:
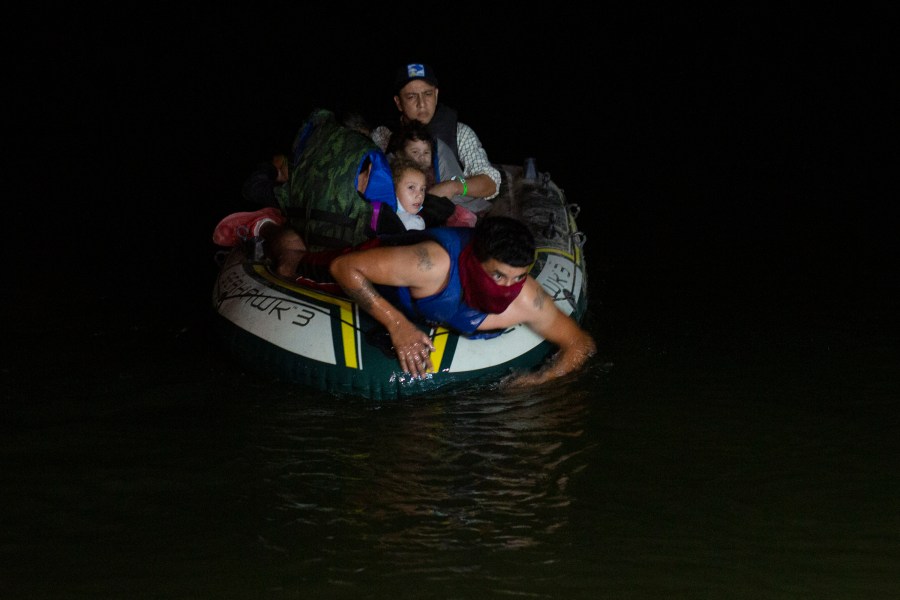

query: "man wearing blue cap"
left=372, top=62, right=501, bottom=214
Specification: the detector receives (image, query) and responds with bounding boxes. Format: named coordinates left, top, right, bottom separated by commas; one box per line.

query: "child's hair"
left=386, top=119, right=433, bottom=157
left=389, top=156, right=429, bottom=185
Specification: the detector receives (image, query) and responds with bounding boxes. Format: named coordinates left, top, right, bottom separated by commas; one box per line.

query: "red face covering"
left=458, top=244, right=527, bottom=314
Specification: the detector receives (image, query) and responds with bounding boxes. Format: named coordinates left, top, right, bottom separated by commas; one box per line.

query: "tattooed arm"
left=329, top=241, right=448, bottom=378
left=480, top=276, right=597, bottom=388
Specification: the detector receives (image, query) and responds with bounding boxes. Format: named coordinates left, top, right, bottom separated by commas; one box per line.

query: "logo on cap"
left=406, top=63, right=426, bottom=78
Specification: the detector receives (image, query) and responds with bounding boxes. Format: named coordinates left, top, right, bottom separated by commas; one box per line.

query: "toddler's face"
left=396, top=169, right=427, bottom=214
left=403, top=140, right=432, bottom=170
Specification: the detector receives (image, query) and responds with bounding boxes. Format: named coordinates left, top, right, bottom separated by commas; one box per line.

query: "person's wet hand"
left=390, top=323, right=435, bottom=378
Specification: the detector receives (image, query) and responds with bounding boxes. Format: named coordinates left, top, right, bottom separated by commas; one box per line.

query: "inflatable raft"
left=212, top=163, right=588, bottom=400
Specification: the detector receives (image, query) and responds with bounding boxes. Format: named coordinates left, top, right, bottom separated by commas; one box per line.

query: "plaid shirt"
left=373, top=123, right=501, bottom=200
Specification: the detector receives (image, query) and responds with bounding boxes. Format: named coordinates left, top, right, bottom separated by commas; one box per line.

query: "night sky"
left=13, top=6, right=893, bottom=299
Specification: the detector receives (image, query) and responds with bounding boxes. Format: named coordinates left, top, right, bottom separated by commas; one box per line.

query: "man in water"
left=321, top=216, right=596, bottom=388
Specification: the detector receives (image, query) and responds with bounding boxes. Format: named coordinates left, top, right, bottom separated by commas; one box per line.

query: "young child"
left=386, top=119, right=436, bottom=185
left=390, top=157, right=428, bottom=231
left=387, top=121, right=477, bottom=228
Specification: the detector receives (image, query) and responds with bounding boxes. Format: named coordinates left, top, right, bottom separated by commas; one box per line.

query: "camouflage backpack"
left=275, top=109, right=395, bottom=251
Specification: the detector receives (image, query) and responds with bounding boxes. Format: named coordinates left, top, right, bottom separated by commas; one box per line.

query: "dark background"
left=10, top=5, right=894, bottom=309
left=4, top=8, right=898, bottom=597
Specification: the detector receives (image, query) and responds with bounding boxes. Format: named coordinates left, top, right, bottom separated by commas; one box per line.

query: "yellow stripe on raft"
left=339, top=304, right=358, bottom=369
left=429, top=326, right=450, bottom=372
left=254, top=265, right=360, bottom=369
left=536, top=246, right=581, bottom=264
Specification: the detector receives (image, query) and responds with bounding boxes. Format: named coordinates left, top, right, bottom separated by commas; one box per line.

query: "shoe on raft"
left=212, top=207, right=285, bottom=247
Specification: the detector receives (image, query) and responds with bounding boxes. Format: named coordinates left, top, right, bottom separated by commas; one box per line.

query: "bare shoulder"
left=481, top=277, right=592, bottom=354
left=407, top=239, right=450, bottom=273
left=513, top=276, right=550, bottom=313
left=479, top=276, right=551, bottom=330
left=332, top=239, right=449, bottom=290
left=396, top=240, right=451, bottom=296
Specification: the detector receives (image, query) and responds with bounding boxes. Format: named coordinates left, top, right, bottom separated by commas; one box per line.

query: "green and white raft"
left=211, top=163, right=589, bottom=400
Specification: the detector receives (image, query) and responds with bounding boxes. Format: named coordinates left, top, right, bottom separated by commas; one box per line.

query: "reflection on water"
left=248, top=379, right=597, bottom=588
left=2, top=264, right=898, bottom=599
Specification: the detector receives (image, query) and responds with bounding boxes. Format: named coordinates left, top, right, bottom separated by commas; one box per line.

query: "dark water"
left=4, top=247, right=898, bottom=598
left=6, top=7, right=897, bottom=599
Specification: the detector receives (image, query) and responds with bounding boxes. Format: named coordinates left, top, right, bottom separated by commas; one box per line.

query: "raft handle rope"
left=213, top=249, right=230, bottom=268
left=571, top=231, right=587, bottom=248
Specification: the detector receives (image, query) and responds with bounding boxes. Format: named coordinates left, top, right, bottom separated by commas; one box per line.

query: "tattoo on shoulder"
left=347, top=283, right=380, bottom=311
left=415, top=246, right=433, bottom=271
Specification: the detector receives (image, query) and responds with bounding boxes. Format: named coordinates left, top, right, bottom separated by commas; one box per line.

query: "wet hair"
left=472, top=216, right=535, bottom=267
left=386, top=119, right=433, bottom=156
